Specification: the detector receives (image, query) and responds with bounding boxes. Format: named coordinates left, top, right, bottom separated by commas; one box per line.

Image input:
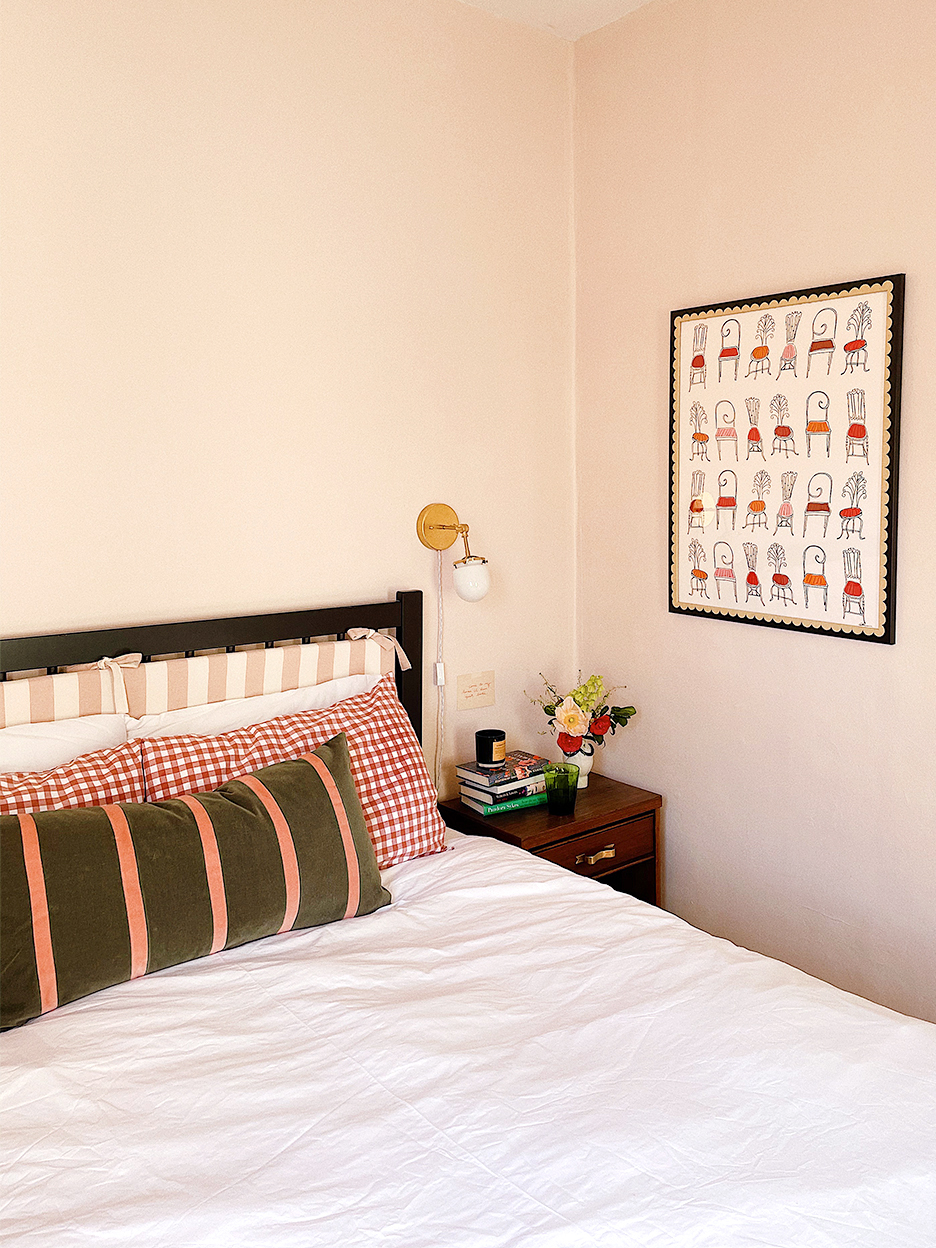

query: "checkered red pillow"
left=140, top=676, right=445, bottom=868
left=0, top=742, right=146, bottom=816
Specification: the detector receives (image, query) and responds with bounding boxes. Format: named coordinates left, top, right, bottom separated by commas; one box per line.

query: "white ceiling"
left=457, top=0, right=654, bottom=40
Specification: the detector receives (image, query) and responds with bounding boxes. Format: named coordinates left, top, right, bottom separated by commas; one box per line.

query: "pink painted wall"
left=574, top=0, right=936, bottom=1021
left=0, top=0, right=576, bottom=775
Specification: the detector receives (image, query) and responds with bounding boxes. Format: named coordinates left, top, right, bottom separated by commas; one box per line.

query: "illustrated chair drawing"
left=718, top=318, right=741, bottom=382
left=846, top=388, right=869, bottom=462
left=746, top=313, right=775, bottom=379
left=767, top=542, right=796, bottom=608
left=715, top=400, right=738, bottom=461
left=774, top=471, right=797, bottom=534
left=838, top=471, right=866, bottom=540
left=688, top=538, right=709, bottom=598
left=745, top=396, right=765, bottom=460
left=713, top=541, right=737, bottom=603
left=805, top=390, right=831, bottom=458
left=770, top=393, right=797, bottom=457
left=802, top=472, right=832, bottom=538
left=689, top=323, right=708, bottom=390
left=806, top=307, right=837, bottom=378
left=688, top=470, right=707, bottom=533
left=841, top=301, right=871, bottom=375
left=716, top=469, right=738, bottom=531
left=689, top=401, right=710, bottom=461
left=842, top=547, right=865, bottom=624
left=743, top=542, right=762, bottom=604
left=776, top=309, right=802, bottom=379
left=803, top=545, right=828, bottom=611
left=743, top=470, right=771, bottom=531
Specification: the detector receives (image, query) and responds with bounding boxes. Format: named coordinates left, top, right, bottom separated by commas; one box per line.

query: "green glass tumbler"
left=543, top=762, right=580, bottom=815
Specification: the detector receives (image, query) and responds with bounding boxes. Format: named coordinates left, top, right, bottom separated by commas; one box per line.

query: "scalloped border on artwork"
left=668, top=274, right=904, bottom=645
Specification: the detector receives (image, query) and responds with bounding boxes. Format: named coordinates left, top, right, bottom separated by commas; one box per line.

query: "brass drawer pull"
left=576, top=845, right=615, bottom=866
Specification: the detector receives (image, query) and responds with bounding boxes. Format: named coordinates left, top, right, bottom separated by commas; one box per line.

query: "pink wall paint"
left=0, top=0, right=576, bottom=776
left=575, top=0, right=936, bottom=1021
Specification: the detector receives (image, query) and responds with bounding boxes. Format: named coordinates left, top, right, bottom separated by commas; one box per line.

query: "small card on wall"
left=456, top=671, right=495, bottom=711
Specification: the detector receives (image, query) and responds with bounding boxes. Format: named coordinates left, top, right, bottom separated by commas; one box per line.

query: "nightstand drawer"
left=538, top=815, right=654, bottom=878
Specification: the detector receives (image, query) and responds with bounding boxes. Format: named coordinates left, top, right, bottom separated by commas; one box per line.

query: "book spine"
left=463, top=792, right=548, bottom=815
left=459, top=780, right=546, bottom=803
left=455, top=764, right=547, bottom=787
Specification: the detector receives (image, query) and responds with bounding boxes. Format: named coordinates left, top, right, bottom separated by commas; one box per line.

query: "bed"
left=2, top=593, right=935, bottom=1247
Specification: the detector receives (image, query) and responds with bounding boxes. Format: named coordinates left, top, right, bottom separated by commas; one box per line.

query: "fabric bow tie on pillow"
left=71, top=653, right=142, bottom=715
left=345, top=629, right=411, bottom=672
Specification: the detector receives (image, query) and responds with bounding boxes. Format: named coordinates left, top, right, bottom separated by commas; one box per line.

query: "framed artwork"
left=669, top=274, right=904, bottom=644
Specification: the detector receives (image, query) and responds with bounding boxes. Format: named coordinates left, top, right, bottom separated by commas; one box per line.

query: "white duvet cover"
left=2, top=832, right=934, bottom=1247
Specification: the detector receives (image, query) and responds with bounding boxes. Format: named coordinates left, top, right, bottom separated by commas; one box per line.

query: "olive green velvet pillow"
left=1, top=732, right=389, bottom=1030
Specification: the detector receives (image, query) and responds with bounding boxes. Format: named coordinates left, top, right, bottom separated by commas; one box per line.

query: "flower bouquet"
left=530, top=675, right=636, bottom=787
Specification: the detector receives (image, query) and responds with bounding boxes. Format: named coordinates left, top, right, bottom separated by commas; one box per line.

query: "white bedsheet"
left=2, top=831, right=934, bottom=1247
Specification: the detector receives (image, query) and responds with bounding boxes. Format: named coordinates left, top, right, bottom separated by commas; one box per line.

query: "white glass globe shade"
left=453, top=559, right=490, bottom=602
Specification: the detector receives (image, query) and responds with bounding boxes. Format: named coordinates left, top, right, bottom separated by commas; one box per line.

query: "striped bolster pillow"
left=0, top=733, right=389, bottom=1030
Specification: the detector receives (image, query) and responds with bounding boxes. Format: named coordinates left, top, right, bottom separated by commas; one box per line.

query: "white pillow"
left=0, top=715, right=129, bottom=774
left=126, top=673, right=384, bottom=739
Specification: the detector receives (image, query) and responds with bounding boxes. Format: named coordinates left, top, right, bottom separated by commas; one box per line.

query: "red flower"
left=590, top=714, right=611, bottom=736
left=557, top=732, right=583, bottom=754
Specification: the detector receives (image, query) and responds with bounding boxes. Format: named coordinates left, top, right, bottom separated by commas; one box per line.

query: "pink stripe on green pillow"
left=1, top=733, right=388, bottom=1031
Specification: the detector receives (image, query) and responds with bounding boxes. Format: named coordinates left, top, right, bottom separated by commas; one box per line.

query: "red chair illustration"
left=802, top=472, right=832, bottom=538
left=803, top=545, right=828, bottom=611
left=776, top=309, right=802, bottom=379
left=838, top=471, right=866, bottom=540
left=716, top=469, right=737, bottom=531
left=745, top=396, right=765, bottom=460
left=688, top=469, right=707, bottom=533
left=743, top=469, right=771, bottom=530
left=770, top=393, right=797, bottom=457
left=746, top=313, right=775, bottom=378
left=743, top=542, right=762, bottom=604
left=715, top=400, right=738, bottom=461
left=806, top=306, right=837, bottom=378
left=688, top=538, right=709, bottom=598
left=718, top=318, right=741, bottom=382
left=805, top=389, right=831, bottom=458
left=767, top=542, right=796, bottom=608
left=841, top=301, right=871, bottom=375
left=713, top=541, right=737, bottom=602
left=774, top=471, right=797, bottom=534
left=846, top=388, right=869, bottom=462
left=689, top=401, right=710, bottom=461
left=842, top=547, right=865, bottom=624
left=689, top=323, right=708, bottom=390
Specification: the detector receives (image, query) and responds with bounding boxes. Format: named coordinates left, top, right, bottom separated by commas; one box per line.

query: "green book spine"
left=463, top=792, right=548, bottom=816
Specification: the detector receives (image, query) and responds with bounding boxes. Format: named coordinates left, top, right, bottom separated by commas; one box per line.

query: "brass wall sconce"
left=416, top=503, right=490, bottom=601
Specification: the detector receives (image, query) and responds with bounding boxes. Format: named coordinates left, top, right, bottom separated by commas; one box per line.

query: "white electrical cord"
left=434, top=550, right=445, bottom=792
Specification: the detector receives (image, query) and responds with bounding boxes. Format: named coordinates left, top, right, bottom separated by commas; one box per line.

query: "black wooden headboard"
left=0, top=590, right=424, bottom=741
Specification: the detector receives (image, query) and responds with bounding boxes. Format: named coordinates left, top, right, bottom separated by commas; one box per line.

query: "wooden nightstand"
left=439, top=774, right=663, bottom=905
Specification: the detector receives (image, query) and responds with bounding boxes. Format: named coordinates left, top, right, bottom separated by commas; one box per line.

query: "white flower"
left=555, top=696, right=589, bottom=737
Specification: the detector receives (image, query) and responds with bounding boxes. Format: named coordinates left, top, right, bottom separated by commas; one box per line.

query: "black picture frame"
left=669, top=274, right=904, bottom=644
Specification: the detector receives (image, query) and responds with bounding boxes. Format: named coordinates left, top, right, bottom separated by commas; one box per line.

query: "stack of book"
left=456, top=750, right=550, bottom=816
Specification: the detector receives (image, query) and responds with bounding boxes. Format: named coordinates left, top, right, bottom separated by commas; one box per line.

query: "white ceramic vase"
left=559, top=741, right=596, bottom=788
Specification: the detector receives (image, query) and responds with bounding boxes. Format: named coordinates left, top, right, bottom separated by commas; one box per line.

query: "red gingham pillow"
left=0, top=741, right=146, bottom=816
left=140, top=676, right=445, bottom=869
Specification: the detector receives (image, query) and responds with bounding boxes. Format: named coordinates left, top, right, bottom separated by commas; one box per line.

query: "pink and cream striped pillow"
left=0, top=741, right=145, bottom=817
left=141, top=676, right=445, bottom=869
left=0, top=636, right=395, bottom=729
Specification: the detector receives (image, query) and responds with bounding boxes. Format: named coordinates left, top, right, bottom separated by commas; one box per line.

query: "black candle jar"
left=475, top=729, right=506, bottom=769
